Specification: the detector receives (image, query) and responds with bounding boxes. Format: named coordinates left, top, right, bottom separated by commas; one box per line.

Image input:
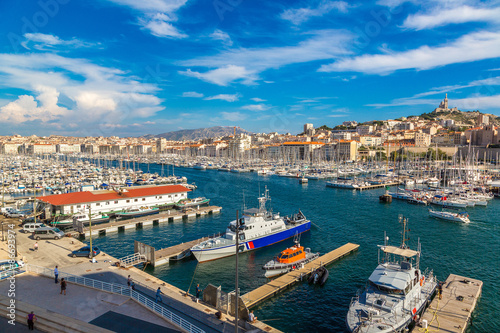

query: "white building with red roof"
left=38, top=185, right=190, bottom=217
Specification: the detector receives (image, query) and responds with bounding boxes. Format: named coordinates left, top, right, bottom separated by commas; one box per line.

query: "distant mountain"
left=145, top=126, right=252, bottom=141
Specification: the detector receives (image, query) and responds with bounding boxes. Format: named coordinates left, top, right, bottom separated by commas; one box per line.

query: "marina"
left=1, top=159, right=499, bottom=332
left=417, top=274, right=483, bottom=333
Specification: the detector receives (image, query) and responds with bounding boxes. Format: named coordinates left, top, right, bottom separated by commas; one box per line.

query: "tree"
left=317, top=125, right=332, bottom=131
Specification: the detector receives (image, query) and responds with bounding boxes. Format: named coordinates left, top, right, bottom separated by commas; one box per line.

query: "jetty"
left=416, top=274, right=483, bottom=333
left=356, top=182, right=400, bottom=190
left=76, top=205, right=221, bottom=237
left=134, top=235, right=220, bottom=266
left=242, top=243, right=359, bottom=309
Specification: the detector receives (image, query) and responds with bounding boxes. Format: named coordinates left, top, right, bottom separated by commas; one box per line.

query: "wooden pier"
left=356, top=182, right=401, bottom=190
left=416, top=274, right=483, bottom=333
left=135, top=236, right=219, bottom=266
left=78, top=205, right=221, bottom=237
left=241, top=243, right=359, bottom=309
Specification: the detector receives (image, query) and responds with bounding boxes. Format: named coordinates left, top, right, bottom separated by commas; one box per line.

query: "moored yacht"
left=429, top=209, right=470, bottom=223
left=190, top=188, right=310, bottom=262
left=346, top=216, right=437, bottom=333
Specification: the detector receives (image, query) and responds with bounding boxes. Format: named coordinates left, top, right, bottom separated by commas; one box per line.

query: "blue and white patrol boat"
left=190, top=188, right=310, bottom=262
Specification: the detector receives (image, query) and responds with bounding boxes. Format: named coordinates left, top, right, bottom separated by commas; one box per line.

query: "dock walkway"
left=242, top=243, right=359, bottom=309
left=78, top=205, right=221, bottom=237
left=417, top=274, right=483, bottom=333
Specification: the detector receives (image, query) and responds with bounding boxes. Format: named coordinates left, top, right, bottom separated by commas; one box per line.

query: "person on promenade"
left=127, top=275, right=131, bottom=287
left=131, top=281, right=136, bottom=290
left=27, top=311, right=36, bottom=330
left=34, top=242, right=38, bottom=251
left=54, top=266, right=59, bottom=284
left=248, top=310, right=257, bottom=323
left=196, top=283, right=201, bottom=302
left=155, top=287, right=163, bottom=303
left=60, top=278, right=67, bottom=295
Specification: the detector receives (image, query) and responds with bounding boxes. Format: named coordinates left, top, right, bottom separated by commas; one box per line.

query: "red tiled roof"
left=38, top=185, right=190, bottom=206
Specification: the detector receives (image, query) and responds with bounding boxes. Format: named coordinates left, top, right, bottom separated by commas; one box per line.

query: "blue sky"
left=1, top=0, right=500, bottom=137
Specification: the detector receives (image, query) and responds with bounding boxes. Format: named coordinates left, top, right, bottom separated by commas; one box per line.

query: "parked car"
left=1, top=207, right=15, bottom=216
left=33, top=227, right=65, bottom=240
left=5, top=210, right=24, bottom=218
left=23, top=223, right=47, bottom=233
left=71, top=246, right=101, bottom=258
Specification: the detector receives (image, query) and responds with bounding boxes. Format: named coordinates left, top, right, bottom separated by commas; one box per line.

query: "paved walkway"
left=0, top=273, right=180, bottom=331
left=0, top=315, right=43, bottom=333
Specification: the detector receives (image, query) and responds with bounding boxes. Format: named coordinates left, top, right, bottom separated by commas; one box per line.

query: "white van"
left=33, top=227, right=65, bottom=240
left=23, top=223, right=46, bottom=233
left=1, top=207, right=15, bottom=216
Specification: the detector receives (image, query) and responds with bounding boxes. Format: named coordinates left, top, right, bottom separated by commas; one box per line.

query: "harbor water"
left=90, top=164, right=500, bottom=332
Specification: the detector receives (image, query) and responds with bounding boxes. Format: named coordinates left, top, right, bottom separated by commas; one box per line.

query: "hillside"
left=145, top=126, right=252, bottom=141
left=415, top=110, right=500, bottom=126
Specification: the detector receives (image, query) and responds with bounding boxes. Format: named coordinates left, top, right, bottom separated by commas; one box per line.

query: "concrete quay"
left=77, top=205, right=221, bottom=238
left=415, top=274, right=483, bottom=333
left=0, top=217, right=280, bottom=333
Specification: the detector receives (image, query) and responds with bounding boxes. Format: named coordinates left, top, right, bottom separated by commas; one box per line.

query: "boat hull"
left=115, top=210, right=159, bottom=219
left=192, top=221, right=311, bottom=262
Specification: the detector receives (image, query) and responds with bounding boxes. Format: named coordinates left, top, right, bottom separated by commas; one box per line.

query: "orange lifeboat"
left=276, top=244, right=306, bottom=264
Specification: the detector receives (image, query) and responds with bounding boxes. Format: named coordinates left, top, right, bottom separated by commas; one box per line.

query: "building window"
left=126, top=200, right=130, bottom=203
left=134, top=199, right=138, bottom=202
left=96, top=203, right=100, bottom=206
left=106, top=202, right=110, bottom=205
left=142, top=198, right=146, bottom=201
left=114, top=201, right=118, bottom=204
left=77, top=205, right=81, bottom=209
left=159, top=196, right=162, bottom=199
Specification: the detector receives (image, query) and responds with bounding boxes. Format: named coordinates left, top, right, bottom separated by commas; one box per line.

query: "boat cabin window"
left=369, top=281, right=404, bottom=295
left=239, top=234, right=245, bottom=240
left=401, top=261, right=411, bottom=270
left=280, top=255, right=289, bottom=259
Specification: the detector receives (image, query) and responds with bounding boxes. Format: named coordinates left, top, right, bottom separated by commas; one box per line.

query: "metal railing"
left=118, top=252, right=147, bottom=268
left=25, top=264, right=205, bottom=333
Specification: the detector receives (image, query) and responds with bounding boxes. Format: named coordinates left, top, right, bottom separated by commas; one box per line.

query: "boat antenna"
left=399, top=215, right=410, bottom=249
left=242, top=190, right=246, bottom=211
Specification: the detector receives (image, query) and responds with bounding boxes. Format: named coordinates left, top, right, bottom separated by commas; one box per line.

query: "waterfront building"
left=304, top=123, right=315, bottom=136
left=56, top=144, right=81, bottom=154
left=359, top=135, right=382, bottom=147
left=356, top=125, right=373, bottom=135
left=26, top=144, right=57, bottom=154
left=465, top=125, right=499, bottom=146
left=0, top=143, right=21, bottom=154
left=156, top=138, right=167, bottom=153
left=414, top=132, right=431, bottom=147
left=332, top=131, right=352, bottom=141
left=38, top=185, right=190, bottom=217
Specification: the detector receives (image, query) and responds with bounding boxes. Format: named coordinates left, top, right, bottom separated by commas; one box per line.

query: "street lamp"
left=234, top=210, right=245, bottom=333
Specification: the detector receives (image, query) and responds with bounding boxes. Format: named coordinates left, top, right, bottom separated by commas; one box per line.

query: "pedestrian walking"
left=131, top=281, right=136, bottom=290
left=54, top=266, right=59, bottom=284
left=155, top=287, right=163, bottom=303
left=27, top=311, right=36, bottom=330
left=196, top=283, right=201, bottom=302
left=60, top=278, right=67, bottom=295
left=127, top=275, right=131, bottom=287
left=34, top=242, right=38, bottom=252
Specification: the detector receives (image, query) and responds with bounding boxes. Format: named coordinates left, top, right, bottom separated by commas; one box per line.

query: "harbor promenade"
left=0, top=218, right=280, bottom=333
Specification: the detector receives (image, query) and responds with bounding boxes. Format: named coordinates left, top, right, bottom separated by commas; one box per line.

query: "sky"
left=1, top=0, right=500, bottom=137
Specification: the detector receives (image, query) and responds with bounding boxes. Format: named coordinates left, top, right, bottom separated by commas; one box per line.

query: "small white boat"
left=429, top=209, right=470, bottom=223
left=299, top=177, right=308, bottom=184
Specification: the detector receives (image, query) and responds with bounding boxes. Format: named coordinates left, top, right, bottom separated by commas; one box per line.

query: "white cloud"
left=205, top=94, right=240, bottom=102
left=220, top=111, right=247, bottom=121
left=210, top=29, right=233, bottom=46
left=182, top=91, right=204, bottom=98
left=403, top=5, right=500, bottom=30
left=22, top=33, right=97, bottom=50
left=0, top=86, right=68, bottom=123
left=105, top=0, right=188, bottom=38
left=139, top=13, right=187, bottom=38
left=0, top=53, right=163, bottom=127
left=179, top=65, right=258, bottom=86
left=281, top=1, right=349, bottom=25
left=250, top=97, right=266, bottom=102
left=320, top=31, right=500, bottom=74
left=241, top=104, right=270, bottom=111
left=180, top=30, right=353, bottom=85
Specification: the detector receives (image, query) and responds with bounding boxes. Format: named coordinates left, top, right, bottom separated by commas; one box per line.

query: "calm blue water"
left=91, top=164, right=500, bottom=332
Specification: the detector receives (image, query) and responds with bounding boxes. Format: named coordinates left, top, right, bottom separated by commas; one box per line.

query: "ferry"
left=190, top=188, right=311, bottom=262
left=262, top=239, right=319, bottom=278
left=346, top=216, right=437, bottom=333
